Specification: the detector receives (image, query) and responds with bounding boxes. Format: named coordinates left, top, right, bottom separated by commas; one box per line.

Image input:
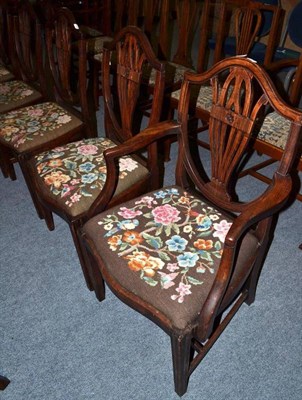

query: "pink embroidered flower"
left=152, top=204, right=181, bottom=225
left=27, top=108, right=44, bottom=117
left=158, top=272, right=179, bottom=289
left=171, top=282, right=192, bottom=303
left=167, top=263, right=179, bottom=272
left=70, top=193, right=81, bottom=203
left=77, top=144, right=98, bottom=156
left=118, top=207, right=142, bottom=219
left=135, top=196, right=157, bottom=208
left=119, top=157, right=138, bottom=172
left=213, top=219, right=232, bottom=243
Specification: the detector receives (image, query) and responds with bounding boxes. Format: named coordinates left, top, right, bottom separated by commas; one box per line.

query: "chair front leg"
left=0, top=144, right=16, bottom=180
left=171, top=332, right=193, bottom=397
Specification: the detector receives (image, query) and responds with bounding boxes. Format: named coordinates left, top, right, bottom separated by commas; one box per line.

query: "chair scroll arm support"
left=86, top=121, right=181, bottom=219
left=196, top=172, right=292, bottom=341
left=225, top=172, right=292, bottom=247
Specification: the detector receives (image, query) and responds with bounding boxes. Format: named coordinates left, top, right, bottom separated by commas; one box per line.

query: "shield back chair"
left=81, top=56, right=302, bottom=396
left=28, top=25, right=165, bottom=294
left=0, top=0, right=48, bottom=114
left=197, top=0, right=284, bottom=73
left=0, top=7, right=96, bottom=208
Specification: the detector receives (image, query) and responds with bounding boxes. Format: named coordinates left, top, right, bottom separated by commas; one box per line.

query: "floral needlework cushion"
left=258, top=111, right=291, bottom=150
left=35, top=138, right=149, bottom=217
left=0, top=102, right=82, bottom=152
left=83, top=186, right=259, bottom=331
left=171, top=84, right=213, bottom=113
left=0, top=80, right=42, bottom=113
left=147, top=62, right=194, bottom=86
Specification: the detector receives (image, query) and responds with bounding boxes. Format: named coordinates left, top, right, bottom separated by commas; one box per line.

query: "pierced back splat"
left=102, top=26, right=165, bottom=143
left=206, top=66, right=268, bottom=200
left=46, top=8, right=87, bottom=106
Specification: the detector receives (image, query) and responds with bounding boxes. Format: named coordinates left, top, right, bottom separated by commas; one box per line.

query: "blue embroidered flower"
left=177, top=252, right=199, bottom=267
left=64, top=160, right=77, bottom=170
left=196, top=215, right=212, bottom=231
left=154, top=188, right=179, bottom=198
left=166, top=235, right=188, bottom=252
left=79, top=162, right=95, bottom=173
left=81, top=173, right=98, bottom=184
left=154, top=190, right=168, bottom=198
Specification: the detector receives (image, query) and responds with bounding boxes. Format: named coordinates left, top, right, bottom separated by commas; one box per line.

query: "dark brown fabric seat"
left=83, top=185, right=259, bottom=331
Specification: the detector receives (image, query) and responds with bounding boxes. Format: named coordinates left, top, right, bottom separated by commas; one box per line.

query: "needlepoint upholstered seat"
left=33, top=137, right=149, bottom=217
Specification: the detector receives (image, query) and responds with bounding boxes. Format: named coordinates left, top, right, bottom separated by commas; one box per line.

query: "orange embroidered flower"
left=126, top=251, right=164, bottom=277
left=193, top=239, right=213, bottom=250
left=178, top=196, right=189, bottom=204
left=122, top=231, right=143, bottom=245
left=108, top=235, right=122, bottom=251
left=44, top=171, right=70, bottom=188
left=48, top=159, right=63, bottom=168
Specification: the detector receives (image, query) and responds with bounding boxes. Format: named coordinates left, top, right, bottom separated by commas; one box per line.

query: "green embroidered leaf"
left=143, top=277, right=158, bottom=286
left=158, top=251, right=171, bottom=261
left=171, top=223, right=180, bottom=234
left=162, top=197, right=171, bottom=204
left=81, top=189, right=92, bottom=197
left=199, top=251, right=213, bottom=262
left=164, top=225, right=171, bottom=236
left=119, top=243, right=129, bottom=251
left=142, top=233, right=163, bottom=249
left=155, top=225, right=163, bottom=236
left=187, top=276, right=203, bottom=285
left=214, top=241, right=221, bottom=250
left=212, top=251, right=222, bottom=259
left=144, top=212, right=153, bottom=219
left=180, top=268, right=189, bottom=274
left=197, top=231, right=212, bottom=238
left=146, top=221, right=157, bottom=227
left=53, top=189, right=60, bottom=196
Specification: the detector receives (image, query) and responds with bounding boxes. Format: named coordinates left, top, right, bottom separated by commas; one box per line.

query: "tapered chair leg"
left=70, top=223, right=94, bottom=291
left=0, top=145, right=16, bottom=180
left=171, top=332, right=193, bottom=397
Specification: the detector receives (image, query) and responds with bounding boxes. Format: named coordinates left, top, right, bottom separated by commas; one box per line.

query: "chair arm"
left=266, top=58, right=299, bottom=73
left=103, top=120, right=180, bottom=160
left=225, top=172, right=292, bottom=247
left=86, top=121, right=181, bottom=218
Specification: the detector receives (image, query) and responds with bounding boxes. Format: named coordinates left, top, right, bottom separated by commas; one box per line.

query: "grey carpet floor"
left=0, top=122, right=301, bottom=399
